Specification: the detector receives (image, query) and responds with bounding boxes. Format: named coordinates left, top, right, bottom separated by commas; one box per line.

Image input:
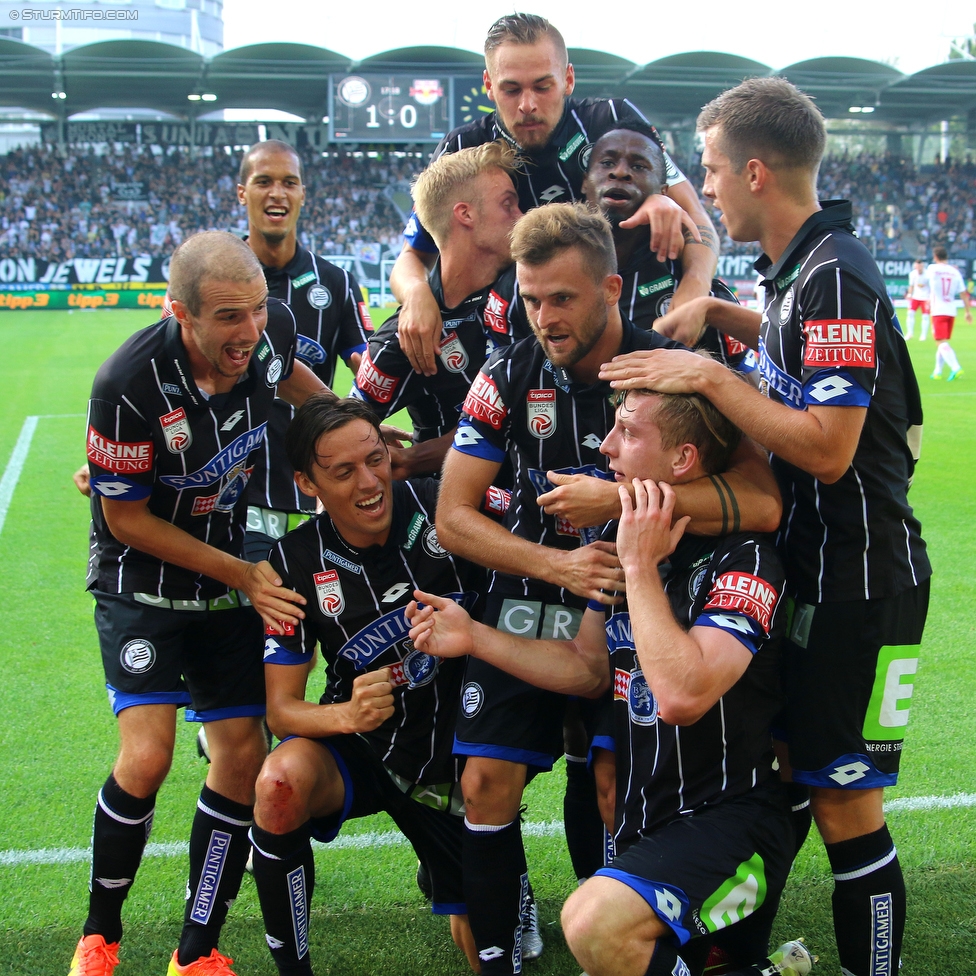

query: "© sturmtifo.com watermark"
left=9, top=7, right=139, bottom=19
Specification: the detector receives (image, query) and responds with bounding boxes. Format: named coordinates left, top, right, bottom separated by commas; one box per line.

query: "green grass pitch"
left=0, top=306, right=973, bottom=974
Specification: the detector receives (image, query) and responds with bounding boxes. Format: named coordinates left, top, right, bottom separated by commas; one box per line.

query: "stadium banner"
left=717, top=254, right=975, bottom=302
left=0, top=255, right=167, bottom=310
left=40, top=121, right=263, bottom=147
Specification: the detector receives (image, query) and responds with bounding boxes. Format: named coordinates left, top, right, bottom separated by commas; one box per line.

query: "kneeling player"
left=409, top=384, right=813, bottom=976
left=251, top=396, right=482, bottom=974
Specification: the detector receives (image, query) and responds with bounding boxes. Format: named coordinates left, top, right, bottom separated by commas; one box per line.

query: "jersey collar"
left=755, top=199, right=854, bottom=284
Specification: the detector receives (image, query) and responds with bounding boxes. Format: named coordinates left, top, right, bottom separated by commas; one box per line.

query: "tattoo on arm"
left=711, top=473, right=740, bottom=534
left=695, top=223, right=720, bottom=255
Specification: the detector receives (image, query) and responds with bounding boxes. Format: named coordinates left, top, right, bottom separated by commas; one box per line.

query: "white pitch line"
left=0, top=415, right=38, bottom=536
left=0, top=412, right=86, bottom=538
left=4, top=798, right=976, bottom=871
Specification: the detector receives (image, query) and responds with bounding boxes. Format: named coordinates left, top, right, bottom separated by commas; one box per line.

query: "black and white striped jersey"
left=592, top=530, right=785, bottom=844
left=251, top=243, right=372, bottom=512
left=404, top=98, right=685, bottom=253
left=352, top=264, right=529, bottom=441
left=451, top=318, right=678, bottom=610
left=263, top=479, right=482, bottom=785
left=86, top=300, right=297, bottom=599
left=755, top=200, right=930, bottom=602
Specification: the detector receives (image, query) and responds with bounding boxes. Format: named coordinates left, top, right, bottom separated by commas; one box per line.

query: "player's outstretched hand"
left=619, top=193, right=701, bottom=263
left=241, top=560, right=307, bottom=633
left=537, top=471, right=620, bottom=528
left=617, top=480, right=690, bottom=578
left=551, top=541, right=624, bottom=604
left=407, top=591, right=474, bottom=657
left=599, top=348, right=710, bottom=395
left=651, top=295, right=712, bottom=346
left=398, top=288, right=444, bottom=377
left=74, top=463, right=92, bottom=497
left=343, top=667, right=395, bottom=732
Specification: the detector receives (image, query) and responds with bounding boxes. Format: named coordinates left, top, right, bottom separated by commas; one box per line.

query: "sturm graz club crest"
left=120, top=639, right=156, bottom=674
left=628, top=668, right=659, bottom=726
left=422, top=524, right=448, bottom=558
left=266, top=354, right=285, bottom=387
left=461, top=681, right=484, bottom=717
left=313, top=569, right=344, bottom=617
left=306, top=284, right=332, bottom=310
left=526, top=389, right=557, bottom=439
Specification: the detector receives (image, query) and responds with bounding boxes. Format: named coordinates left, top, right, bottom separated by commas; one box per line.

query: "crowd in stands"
left=699, top=152, right=976, bottom=257
left=0, top=143, right=421, bottom=263
left=0, top=141, right=974, bottom=263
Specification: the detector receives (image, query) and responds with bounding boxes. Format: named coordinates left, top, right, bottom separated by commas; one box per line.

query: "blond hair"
left=412, top=142, right=517, bottom=247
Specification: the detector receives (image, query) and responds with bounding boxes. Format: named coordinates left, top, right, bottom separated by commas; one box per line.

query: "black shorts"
left=779, top=579, right=929, bottom=789
left=454, top=594, right=585, bottom=770
left=94, top=589, right=265, bottom=721
left=596, top=781, right=794, bottom=947
left=307, top=734, right=464, bottom=915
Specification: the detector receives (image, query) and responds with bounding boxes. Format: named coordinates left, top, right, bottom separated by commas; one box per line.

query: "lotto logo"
left=807, top=375, right=854, bottom=403
left=356, top=351, right=398, bottom=403
left=87, top=427, right=154, bottom=474
left=830, top=760, right=870, bottom=785
left=703, top=572, right=778, bottom=632
left=463, top=373, right=506, bottom=429
left=803, top=319, right=875, bottom=368
left=484, top=290, right=510, bottom=333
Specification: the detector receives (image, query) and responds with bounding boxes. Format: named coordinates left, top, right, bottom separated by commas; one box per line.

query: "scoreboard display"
left=331, top=74, right=451, bottom=143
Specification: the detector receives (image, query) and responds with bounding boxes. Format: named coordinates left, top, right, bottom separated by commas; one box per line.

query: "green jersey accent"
left=700, top=853, right=768, bottom=933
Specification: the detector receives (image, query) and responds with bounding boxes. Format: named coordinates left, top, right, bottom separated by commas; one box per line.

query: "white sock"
left=920, top=314, right=929, bottom=340
left=934, top=346, right=944, bottom=374
left=904, top=309, right=915, bottom=339
left=941, top=343, right=961, bottom=373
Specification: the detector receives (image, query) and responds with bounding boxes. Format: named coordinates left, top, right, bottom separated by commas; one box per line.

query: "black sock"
left=83, top=774, right=156, bottom=944
left=177, top=786, right=254, bottom=966
left=563, top=755, right=606, bottom=882
left=825, top=824, right=904, bottom=976
left=250, top=823, right=315, bottom=976
left=463, top=818, right=527, bottom=975
left=786, top=782, right=812, bottom=858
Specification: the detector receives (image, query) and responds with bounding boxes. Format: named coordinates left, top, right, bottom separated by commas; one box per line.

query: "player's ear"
left=483, top=67, right=495, bottom=102
left=170, top=298, right=191, bottom=328
left=454, top=199, right=476, bottom=229
left=564, top=62, right=575, bottom=96
left=671, top=443, right=699, bottom=480
left=745, top=158, right=767, bottom=193
left=295, top=471, right=319, bottom=500
left=603, top=273, right=623, bottom=307
left=236, top=183, right=247, bottom=206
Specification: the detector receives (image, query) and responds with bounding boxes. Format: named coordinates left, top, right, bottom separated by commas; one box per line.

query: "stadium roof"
left=1, top=37, right=973, bottom=129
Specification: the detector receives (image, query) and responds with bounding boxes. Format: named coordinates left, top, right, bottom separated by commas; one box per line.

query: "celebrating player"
left=926, top=245, right=972, bottom=380
left=73, top=231, right=329, bottom=976
left=434, top=202, right=781, bottom=975
left=904, top=257, right=930, bottom=340
left=234, top=140, right=373, bottom=559
left=352, top=142, right=529, bottom=476
left=582, top=121, right=753, bottom=371
left=390, top=12, right=718, bottom=375
left=408, top=384, right=812, bottom=976
left=250, top=395, right=483, bottom=974
left=602, top=78, right=930, bottom=976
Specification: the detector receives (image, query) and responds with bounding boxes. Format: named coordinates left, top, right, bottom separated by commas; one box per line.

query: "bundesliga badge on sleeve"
left=313, top=570, right=345, bottom=617
left=439, top=330, right=469, bottom=373
left=160, top=408, right=192, bottom=454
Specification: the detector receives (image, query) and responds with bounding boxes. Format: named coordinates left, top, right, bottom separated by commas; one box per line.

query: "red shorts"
left=932, top=315, right=955, bottom=341
left=909, top=298, right=929, bottom=313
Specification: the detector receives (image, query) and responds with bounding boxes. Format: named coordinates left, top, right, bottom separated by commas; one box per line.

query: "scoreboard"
left=331, top=74, right=452, bottom=143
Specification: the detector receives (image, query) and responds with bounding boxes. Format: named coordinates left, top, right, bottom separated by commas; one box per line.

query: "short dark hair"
left=285, top=395, right=383, bottom=480
left=484, top=12, right=567, bottom=66
left=168, top=230, right=263, bottom=316
left=697, top=77, right=826, bottom=173
left=511, top=202, right=617, bottom=281
left=614, top=383, right=742, bottom=476
left=933, top=245, right=948, bottom=261
left=587, top=122, right=666, bottom=190
left=238, top=140, right=304, bottom=186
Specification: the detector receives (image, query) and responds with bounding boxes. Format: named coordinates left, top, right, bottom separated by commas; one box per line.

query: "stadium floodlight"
left=51, top=91, right=66, bottom=99
left=849, top=106, right=875, bottom=113
left=187, top=93, right=202, bottom=101
left=201, top=93, right=217, bottom=102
